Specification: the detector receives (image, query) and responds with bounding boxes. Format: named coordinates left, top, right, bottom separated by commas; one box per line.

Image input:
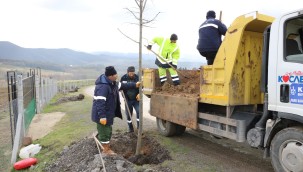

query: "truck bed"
left=150, top=93, right=199, bottom=129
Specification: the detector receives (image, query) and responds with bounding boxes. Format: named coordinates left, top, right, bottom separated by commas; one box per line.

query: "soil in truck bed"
left=154, top=70, right=200, bottom=98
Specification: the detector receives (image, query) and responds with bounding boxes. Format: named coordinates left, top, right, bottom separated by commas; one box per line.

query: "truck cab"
left=264, top=9, right=303, bottom=172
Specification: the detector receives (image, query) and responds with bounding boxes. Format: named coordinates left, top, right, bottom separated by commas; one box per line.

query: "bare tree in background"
left=118, top=0, right=160, bottom=155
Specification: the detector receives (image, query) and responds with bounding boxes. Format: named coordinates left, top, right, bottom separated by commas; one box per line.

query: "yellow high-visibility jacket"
left=151, top=37, right=180, bottom=66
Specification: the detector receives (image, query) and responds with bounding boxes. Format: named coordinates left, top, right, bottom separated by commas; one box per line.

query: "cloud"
left=0, top=0, right=302, bottom=56
left=38, top=0, right=93, bottom=12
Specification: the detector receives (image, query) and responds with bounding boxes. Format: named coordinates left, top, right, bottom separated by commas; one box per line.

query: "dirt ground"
left=45, top=132, right=173, bottom=172
left=28, top=112, right=65, bottom=140
left=41, top=88, right=171, bottom=172
left=32, top=83, right=274, bottom=172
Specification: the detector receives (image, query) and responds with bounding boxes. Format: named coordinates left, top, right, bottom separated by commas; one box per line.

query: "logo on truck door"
left=278, top=71, right=303, bottom=104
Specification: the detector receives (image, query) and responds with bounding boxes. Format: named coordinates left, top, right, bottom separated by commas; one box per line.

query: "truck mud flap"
left=150, top=93, right=198, bottom=129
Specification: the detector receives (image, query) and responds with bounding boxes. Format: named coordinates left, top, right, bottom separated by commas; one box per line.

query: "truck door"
left=273, top=11, right=303, bottom=116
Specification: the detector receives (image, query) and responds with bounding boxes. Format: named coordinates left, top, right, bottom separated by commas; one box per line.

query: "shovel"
left=145, top=45, right=189, bottom=79
left=92, top=133, right=106, bottom=172
left=120, top=91, right=138, bottom=133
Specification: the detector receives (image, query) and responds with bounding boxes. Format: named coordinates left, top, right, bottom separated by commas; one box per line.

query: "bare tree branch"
left=124, top=8, right=140, bottom=20
left=142, top=24, right=155, bottom=28
left=142, top=0, right=148, bottom=11
left=120, top=22, right=155, bottom=29
left=117, top=28, right=139, bottom=44
left=134, top=0, right=139, bottom=7
left=142, top=12, right=161, bottom=25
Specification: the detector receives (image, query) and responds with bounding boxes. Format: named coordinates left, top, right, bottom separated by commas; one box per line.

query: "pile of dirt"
left=155, top=70, right=200, bottom=98
left=68, top=87, right=79, bottom=93
left=45, top=132, right=172, bottom=172
left=51, top=94, right=85, bottom=105
left=111, top=132, right=171, bottom=165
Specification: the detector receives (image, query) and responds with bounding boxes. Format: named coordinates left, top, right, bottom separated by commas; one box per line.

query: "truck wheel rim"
left=159, top=119, right=167, bottom=131
left=280, top=140, right=303, bottom=172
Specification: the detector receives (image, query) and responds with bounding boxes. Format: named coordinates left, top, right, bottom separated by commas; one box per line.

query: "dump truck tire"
left=270, top=126, right=303, bottom=172
left=156, top=117, right=176, bottom=137
left=175, top=124, right=186, bottom=136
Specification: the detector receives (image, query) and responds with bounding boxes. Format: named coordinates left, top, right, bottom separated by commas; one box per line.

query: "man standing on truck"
left=91, top=66, right=140, bottom=155
left=147, top=34, right=180, bottom=86
left=120, top=66, right=140, bottom=132
left=197, top=10, right=227, bottom=65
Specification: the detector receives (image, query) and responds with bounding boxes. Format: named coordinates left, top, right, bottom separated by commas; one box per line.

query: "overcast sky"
left=0, top=0, right=302, bottom=58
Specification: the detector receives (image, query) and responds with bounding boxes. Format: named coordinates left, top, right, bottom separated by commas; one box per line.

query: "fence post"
left=63, top=80, right=65, bottom=93
left=54, top=80, right=58, bottom=96
left=47, top=78, right=50, bottom=102
left=35, top=74, right=41, bottom=114
left=11, top=74, right=25, bottom=164
left=45, top=78, right=48, bottom=102
left=46, top=78, right=49, bottom=103
left=41, top=78, right=45, bottom=107
left=51, top=79, right=55, bottom=98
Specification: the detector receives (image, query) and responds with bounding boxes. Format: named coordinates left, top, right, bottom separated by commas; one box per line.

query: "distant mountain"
left=0, top=41, right=112, bottom=66
left=0, top=41, right=202, bottom=69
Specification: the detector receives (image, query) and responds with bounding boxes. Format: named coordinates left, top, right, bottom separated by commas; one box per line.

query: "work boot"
left=101, top=144, right=116, bottom=156
left=173, top=81, right=180, bottom=86
left=128, top=123, right=134, bottom=133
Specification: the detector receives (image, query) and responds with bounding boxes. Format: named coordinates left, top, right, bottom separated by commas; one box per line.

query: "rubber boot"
left=101, top=144, right=116, bottom=156
left=128, top=123, right=134, bottom=133
left=173, top=80, right=180, bottom=86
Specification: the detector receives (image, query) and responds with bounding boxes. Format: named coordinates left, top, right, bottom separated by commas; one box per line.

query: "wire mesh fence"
left=0, top=68, right=95, bottom=169
left=36, top=77, right=58, bottom=114
left=9, top=72, right=59, bottom=164
left=23, top=75, right=36, bottom=131
left=57, top=79, right=95, bottom=94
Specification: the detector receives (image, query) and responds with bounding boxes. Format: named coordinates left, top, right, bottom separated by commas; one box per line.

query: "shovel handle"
left=120, top=91, right=138, bottom=133
left=92, top=134, right=107, bottom=172
left=145, top=45, right=189, bottom=79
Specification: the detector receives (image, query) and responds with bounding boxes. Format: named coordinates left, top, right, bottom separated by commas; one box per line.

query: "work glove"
left=147, top=45, right=152, bottom=50
left=100, top=118, right=107, bottom=125
left=170, top=63, right=177, bottom=69
left=136, top=94, right=140, bottom=101
left=136, top=82, right=141, bottom=88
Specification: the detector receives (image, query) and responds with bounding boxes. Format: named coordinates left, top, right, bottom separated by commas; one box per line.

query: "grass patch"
left=0, top=112, right=12, bottom=172
left=11, top=87, right=95, bottom=172
left=0, top=144, right=11, bottom=172
left=152, top=133, right=190, bottom=154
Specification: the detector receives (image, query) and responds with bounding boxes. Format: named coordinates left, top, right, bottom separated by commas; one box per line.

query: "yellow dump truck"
left=143, top=10, right=303, bottom=172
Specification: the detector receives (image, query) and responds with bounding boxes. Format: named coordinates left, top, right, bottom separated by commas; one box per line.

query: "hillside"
left=0, top=41, right=202, bottom=80
left=0, top=41, right=109, bottom=66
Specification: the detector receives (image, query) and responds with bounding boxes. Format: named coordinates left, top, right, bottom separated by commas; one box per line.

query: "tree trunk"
left=136, top=0, right=144, bottom=155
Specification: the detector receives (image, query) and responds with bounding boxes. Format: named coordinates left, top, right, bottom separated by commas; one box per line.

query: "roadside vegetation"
left=11, top=88, right=96, bottom=171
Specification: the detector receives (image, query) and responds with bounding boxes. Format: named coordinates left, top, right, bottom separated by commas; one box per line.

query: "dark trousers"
left=125, top=99, right=139, bottom=131
left=199, top=51, right=217, bottom=65
left=97, top=123, right=112, bottom=144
